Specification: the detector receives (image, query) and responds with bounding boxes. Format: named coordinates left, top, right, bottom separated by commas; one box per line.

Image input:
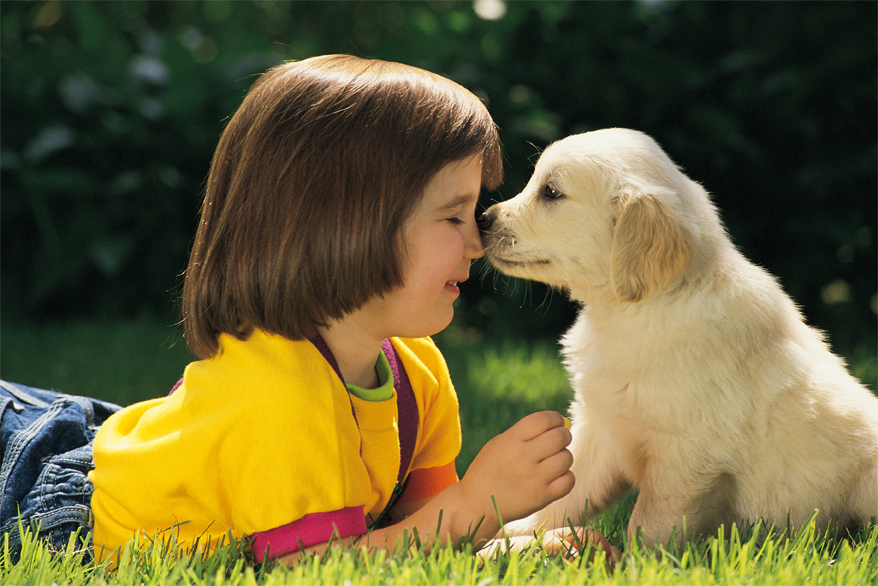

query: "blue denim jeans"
left=0, top=380, right=121, bottom=561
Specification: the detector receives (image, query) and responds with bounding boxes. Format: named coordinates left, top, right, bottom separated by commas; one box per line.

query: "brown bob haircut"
left=182, top=55, right=503, bottom=358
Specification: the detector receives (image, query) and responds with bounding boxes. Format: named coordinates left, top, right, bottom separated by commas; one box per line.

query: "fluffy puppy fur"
left=479, top=128, right=878, bottom=545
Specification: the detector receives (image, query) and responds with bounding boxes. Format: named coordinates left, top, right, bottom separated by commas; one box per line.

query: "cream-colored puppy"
left=480, top=128, right=878, bottom=546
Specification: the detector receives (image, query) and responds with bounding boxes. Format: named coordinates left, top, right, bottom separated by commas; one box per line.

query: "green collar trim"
left=346, top=351, right=393, bottom=402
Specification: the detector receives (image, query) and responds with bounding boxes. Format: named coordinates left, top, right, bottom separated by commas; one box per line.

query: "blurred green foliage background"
left=2, top=1, right=875, bottom=368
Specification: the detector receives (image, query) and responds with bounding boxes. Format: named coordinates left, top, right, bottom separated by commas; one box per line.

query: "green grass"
left=2, top=317, right=877, bottom=584
left=5, top=514, right=877, bottom=585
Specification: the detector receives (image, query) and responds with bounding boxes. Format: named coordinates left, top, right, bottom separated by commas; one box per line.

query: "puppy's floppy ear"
left=610, top=191, right=692, bottom=302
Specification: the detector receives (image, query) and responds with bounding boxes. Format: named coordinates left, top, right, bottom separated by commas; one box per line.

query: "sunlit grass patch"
left=4, top=517, right=877, bottom=586
left=3, top=318, right=878, bottom=584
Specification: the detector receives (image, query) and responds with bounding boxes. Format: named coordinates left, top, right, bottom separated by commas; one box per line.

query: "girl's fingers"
left=547, top=528, right=622, bottom=565
left=527, top=424, right=573, bottom=461
left=540, top=445, right=574, bottom=477
left=545, top=469, right=575, bottom=502
left=510, top=410, right=567, bottom=441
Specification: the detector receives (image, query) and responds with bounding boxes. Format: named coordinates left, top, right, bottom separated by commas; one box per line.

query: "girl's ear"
left=610, top=191, right=692, bottom=302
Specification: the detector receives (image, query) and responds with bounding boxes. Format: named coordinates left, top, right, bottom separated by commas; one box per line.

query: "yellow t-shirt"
left=89, top=331, right=461, bottom=561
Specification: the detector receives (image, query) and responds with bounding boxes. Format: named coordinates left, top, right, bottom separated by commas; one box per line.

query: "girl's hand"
left=281, top=411, right=575, bottom=564
left=541, top=526, right=621, bottom=565
left=479, top=526, right=620, bottom=570
left=457, top=411, right=574, bottom=539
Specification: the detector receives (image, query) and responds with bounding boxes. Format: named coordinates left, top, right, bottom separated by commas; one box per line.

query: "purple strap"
left=381, top=338, right=419, bottom=486
left=308, top=335, right=360, bottom=434
left=308, top=335, right=344, bottom=383
left=309, top=335, right=419, bottom=486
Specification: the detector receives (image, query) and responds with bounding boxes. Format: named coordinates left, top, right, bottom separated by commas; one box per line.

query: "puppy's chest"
left=566, top=337, right=643, bottom=395
left=567, top=346, right=684, bottom=431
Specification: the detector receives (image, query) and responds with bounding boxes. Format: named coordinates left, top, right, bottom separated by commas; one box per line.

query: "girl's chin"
left=421, top=310, right=456, bottom=339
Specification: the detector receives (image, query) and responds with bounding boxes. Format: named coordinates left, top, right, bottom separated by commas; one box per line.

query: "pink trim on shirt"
left=250, top=506, right=367, bottom=561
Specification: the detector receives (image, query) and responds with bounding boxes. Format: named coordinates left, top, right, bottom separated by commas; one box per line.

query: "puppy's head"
left=480, top=128, right=695, bottom=303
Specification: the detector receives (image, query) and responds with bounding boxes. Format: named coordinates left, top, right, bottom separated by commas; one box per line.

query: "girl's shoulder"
left=95, top=330, right=360, bottom=459
left=103, top=332, right=343, bottom=435
left=388, top=337, right=455, bottom=405
left=387, top=335, right=441, bottom=357
left=185, top=330, right=348, bottom=402
left=387, top=336, right=447, bottom=374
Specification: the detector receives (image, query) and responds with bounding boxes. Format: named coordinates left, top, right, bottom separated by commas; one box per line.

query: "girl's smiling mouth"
left=445, top=278, right=466, bottom=293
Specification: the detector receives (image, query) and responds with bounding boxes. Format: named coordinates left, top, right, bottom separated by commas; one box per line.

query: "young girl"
left=2, top=55, right=610, bottom=565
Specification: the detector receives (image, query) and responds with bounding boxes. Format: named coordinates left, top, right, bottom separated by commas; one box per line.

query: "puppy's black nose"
left=477, top=210, right=494, bottom=231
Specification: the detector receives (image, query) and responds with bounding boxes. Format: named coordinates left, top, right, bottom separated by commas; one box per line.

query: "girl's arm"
left=278, top=410, right=574, bottom=565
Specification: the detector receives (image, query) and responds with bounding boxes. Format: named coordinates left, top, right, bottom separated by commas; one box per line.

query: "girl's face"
left=359, top=154, right=485, bottom=340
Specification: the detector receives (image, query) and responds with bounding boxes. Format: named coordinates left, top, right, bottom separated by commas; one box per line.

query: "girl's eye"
left=446, top=216, right=465, bottom=225
left=544, top=184, right=563, bottom=200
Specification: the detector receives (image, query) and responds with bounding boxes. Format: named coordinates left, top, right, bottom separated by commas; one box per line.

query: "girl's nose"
left=465, top=219, right=486, bottom=259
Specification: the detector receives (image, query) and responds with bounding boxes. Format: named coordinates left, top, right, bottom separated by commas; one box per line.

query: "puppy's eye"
left=544, top=184, right=563, bottom=200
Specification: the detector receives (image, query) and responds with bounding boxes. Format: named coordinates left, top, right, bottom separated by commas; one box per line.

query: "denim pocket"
left=0, top=447, right=96, bottom=559
left=0, top=381, right=121, bottom=562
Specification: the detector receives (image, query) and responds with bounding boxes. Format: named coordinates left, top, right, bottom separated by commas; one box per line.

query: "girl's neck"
left=316, top=323, right=382, bottom=389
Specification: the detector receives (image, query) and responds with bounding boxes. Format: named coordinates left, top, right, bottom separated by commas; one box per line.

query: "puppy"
left=480, top=128, right=878, bottom=546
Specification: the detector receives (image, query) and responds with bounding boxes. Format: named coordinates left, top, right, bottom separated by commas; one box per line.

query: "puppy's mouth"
left=482, top=230, right=553, bottom=269
left=485, top=252, right=553, bottom=268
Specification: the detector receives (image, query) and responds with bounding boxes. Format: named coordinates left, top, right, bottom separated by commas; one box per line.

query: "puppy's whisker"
left=535, top=286, right=555, bottom=317
left=477, top=259, right=514, bottom=296
left=514, top=278, right=533, bottom=310
left=478, top=261, right=499, bottom=289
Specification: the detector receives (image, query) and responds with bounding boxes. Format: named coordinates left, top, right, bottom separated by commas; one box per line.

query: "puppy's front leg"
left=627, top=465, right=732, bottom=547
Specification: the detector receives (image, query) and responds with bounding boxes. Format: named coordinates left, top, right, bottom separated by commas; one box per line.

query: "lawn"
left=1, top=317, right=876, bottom=584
